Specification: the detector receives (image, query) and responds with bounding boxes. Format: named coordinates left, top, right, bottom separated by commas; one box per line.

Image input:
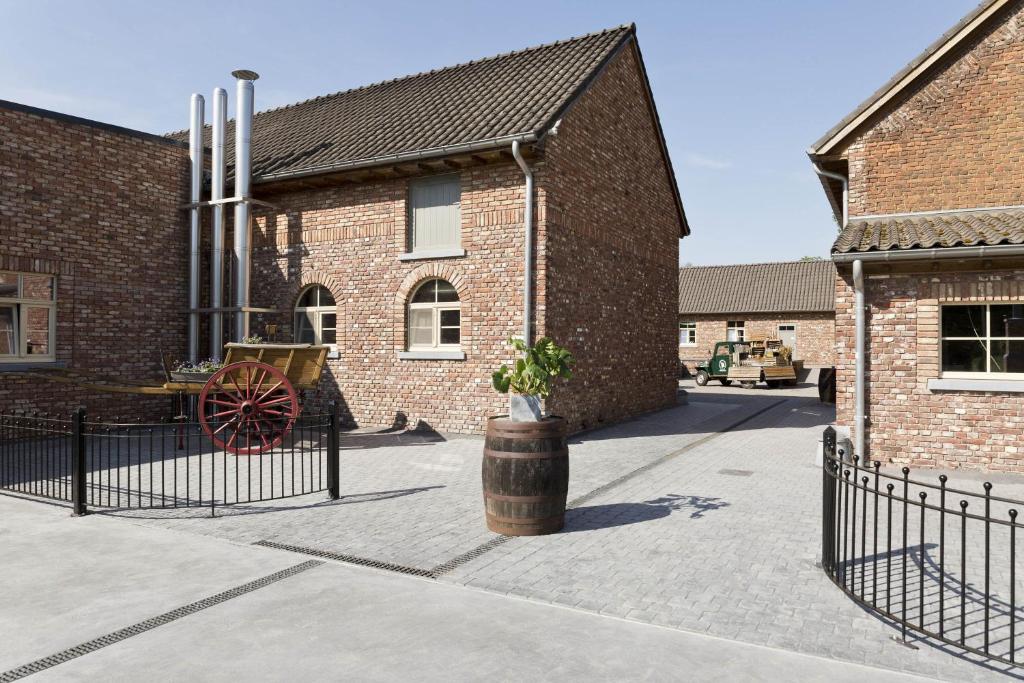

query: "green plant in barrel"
left=492, top=337, right=574, bottom=421
left=483, top=337, right=575, bottom=535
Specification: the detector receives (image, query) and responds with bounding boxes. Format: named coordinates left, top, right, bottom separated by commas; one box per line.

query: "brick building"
left=677, top=261, right=836, bottom=374
left=0, top=101, right=190, bottom=417
left=809, top=0, right=1024, bottom=469
left=2, top=25, right=689, bottom=434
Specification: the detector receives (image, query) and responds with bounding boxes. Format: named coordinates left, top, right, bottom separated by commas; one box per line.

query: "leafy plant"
left=242, top=334, right=264, bottom=344
left=173, top=358, right=223, bottom=373
left=492, top=337, right=575, bottom=398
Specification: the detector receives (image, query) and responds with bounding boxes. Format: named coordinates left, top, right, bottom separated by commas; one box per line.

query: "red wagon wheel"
left=198, top=361, right=299, bottom=455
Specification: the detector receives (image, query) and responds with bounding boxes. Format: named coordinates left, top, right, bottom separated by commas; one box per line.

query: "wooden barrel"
left=483, top=416, right=568, bottom=536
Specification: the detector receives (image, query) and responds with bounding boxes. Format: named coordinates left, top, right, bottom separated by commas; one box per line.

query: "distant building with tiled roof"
left=677, top=261, right=836, bottom=372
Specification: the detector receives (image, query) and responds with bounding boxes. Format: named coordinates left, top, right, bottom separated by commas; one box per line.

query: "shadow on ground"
left=564, top=494, right=730, bottom=532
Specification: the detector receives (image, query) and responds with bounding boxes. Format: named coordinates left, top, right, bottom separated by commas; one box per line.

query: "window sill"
left=398, top=350, right=466, bottom=361
left=398, top=248, right=466, bottom=262
left=0, top=360, right=65, bottom=371
left=928, top=378, right=1024, bottom=393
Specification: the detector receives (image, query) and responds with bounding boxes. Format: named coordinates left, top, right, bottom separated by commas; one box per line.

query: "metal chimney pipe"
left=188, top=93, right=205, bottom=362
left=210, top=87, right=227, bottom=358
left=231, top=70, right=258, bottom=342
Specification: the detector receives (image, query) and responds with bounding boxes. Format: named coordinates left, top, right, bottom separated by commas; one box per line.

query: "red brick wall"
left=539, top=42, right=683, bottom=431
left=836, top=266, right=1024, bottom=470
left=830, top=3, right=1024, bottom=470
left=678, top=312, right=835, bottom=372
left=844, top=2, right=1024, bottom=216
left=248, top=163, right=526, bottom=433
left=241, top=41, right=683, bottom=435
left=0, top=103, right=190, bottom=418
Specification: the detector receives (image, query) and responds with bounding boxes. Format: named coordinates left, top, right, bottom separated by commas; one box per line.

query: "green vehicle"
left=693, top=339, right=797, bottom=389
left=694, top=340, right=744, bottom=387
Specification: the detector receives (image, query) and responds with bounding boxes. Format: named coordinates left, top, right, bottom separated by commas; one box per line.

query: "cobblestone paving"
left=87, top=381, right=1024, bottom=680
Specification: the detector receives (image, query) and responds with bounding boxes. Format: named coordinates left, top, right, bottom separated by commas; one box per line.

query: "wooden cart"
left=12, top=343, right=329, bottom=455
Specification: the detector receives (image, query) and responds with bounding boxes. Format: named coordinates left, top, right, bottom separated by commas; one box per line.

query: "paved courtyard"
left=3, top=378, right=1023, bottom=680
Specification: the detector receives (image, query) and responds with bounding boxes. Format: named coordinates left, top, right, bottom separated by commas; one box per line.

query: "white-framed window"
left=0, top=271, right=56, bottom=362
left=407, top=279, right=461, bottom=350
left=294, top=285, right=337, bottom=350
left=409, top=174, right=461, bottom=252
left=941, top=303, right=1024, bottom=378
left=727, top=320, right=745, bottom=342
left=679, top=321, right=697, bottom=346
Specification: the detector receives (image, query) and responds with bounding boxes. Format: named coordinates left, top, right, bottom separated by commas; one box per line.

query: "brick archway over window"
left=394, top=263, right=471, bottom=351
left=284, top=270, right=344, bottom=346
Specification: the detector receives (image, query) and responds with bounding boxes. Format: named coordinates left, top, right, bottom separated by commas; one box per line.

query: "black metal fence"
left=0, top=405, right=340, bottom=514
left=822, top=426, right=1024, bottom=667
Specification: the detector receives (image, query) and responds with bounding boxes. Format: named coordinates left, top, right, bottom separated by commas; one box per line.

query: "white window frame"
left=293, top=285, right=337, bottom=352
left=727, top=320, right=745, bottom=342
left=407, top=280, right=461, bottom=351
left=940, top=303, right=1024, bottom=380
left=0, top=272, right=56, bottom=363
left=679, top=321, right=697, bottom=346
left=408, top=174, right=462, bottom=254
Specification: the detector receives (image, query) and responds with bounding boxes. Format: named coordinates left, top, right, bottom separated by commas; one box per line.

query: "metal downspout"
left=853, top=258, right=865, bottom=458
left=232, top=71, right=257, bottom=342
left=813, top=163, right=848, bottom=228
left=511, top=140, right=534, bottom=345
left=210, top=87, right=227, bottom=358
left=187, top=94, right=205, bottom=363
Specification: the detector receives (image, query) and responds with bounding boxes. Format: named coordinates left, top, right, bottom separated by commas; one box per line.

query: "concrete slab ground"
left=0, top=495, right=930, bottom=682
left=4, top=379, right=1021, bottom=681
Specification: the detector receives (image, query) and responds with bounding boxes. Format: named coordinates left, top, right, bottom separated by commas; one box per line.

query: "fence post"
left=327, top=402, right=340, bottom=500
left=71, top=407, right=87, bottom=516
left=821, top=426, right=837, bottom=570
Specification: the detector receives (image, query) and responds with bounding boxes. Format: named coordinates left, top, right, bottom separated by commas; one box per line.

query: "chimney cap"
left=231, top=70, right=260, bottom=81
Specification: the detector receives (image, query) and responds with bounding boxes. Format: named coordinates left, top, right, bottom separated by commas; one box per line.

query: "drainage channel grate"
left=430, top=536, right=512, bottom=576
left=254, top=540, right=437, bottom=578
left=718, top=469, right=754, bottom=477
left=0, top=560, right=322, bottom=682
left=254, top=399, right=791, bottom=581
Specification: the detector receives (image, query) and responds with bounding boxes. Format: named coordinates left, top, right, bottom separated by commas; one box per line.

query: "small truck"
left=694, top=339, right=798, bottom=389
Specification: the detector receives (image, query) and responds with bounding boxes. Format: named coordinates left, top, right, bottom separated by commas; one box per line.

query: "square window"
left=679, top=322, right=696, bottom=346
left=409, top=308, right=434, bottom=347
left=410, top=175, right=461, bottom=252
left=0, top=273, right=17, bottom=298
left=942, top=305, right=985, bottom=338
left=22, top=274, right=54, bottom=301
left=0, top=272, right=55, bottom=361
left=24, top=307, right=50, bottom=356
left=942, top=339, right=987, bottom=373
left=0, top=306, right=15, bottom=355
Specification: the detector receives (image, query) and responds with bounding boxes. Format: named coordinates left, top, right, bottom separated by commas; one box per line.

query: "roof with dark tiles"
left=678, top=261, right=836, bottom=315
left=832, top=207, right=1024, bottom=253
left=171, top=26, right=633, bottom=181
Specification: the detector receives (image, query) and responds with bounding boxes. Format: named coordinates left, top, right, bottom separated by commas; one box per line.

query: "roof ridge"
left=163, top=24, right=633, bottom=139
left=679, top=259, right=832, bottom=270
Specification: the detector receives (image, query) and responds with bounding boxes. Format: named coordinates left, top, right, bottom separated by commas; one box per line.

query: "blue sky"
left=1, top=0, right=978, bottom=265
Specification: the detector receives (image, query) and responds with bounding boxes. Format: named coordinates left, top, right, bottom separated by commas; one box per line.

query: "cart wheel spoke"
left=199, top=360, right=300, bottom=456
left=206, top=397, right=241, bottom=408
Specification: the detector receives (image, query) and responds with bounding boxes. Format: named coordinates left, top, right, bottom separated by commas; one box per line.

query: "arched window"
left=294, top=285, right=337, bottom=348
left=407, top=279, right=460, bottom=350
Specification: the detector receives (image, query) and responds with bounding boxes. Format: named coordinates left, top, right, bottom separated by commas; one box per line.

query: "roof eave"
left=252, top=132, right=540, bottom=185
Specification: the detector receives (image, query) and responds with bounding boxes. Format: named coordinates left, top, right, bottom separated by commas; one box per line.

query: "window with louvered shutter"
left=409, top=175, right=461, bottom=251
